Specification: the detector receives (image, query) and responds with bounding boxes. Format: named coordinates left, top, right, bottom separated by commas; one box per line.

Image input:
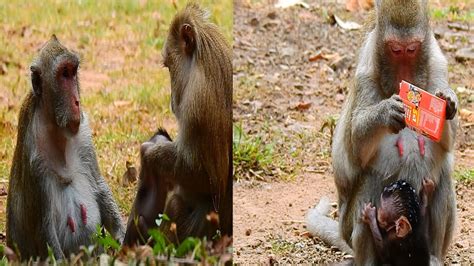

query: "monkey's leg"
left=428, top=174, right=456, bottom=259
left=163, top=192, right=213, bottom=242
left=219, top=168, right=233, bottom=236
left=351, top=222, right=378, bottom=265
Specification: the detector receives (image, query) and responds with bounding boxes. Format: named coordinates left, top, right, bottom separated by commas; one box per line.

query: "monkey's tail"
left=306, top=197, right=353, bottom=255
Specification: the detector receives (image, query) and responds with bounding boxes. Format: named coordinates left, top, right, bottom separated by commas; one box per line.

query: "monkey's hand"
left=435, top=89, right=458, bottom=120
left=361, top=202, right=376, bottom=225
left=421, top=177, right=435, bottom=200
left=380, top=95, right=406, bottom=133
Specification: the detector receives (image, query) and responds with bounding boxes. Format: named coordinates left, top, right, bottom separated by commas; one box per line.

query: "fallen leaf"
left=114, top=100, right=132, bottom=108
left=309, top=52, right=324, bottom=62
left=460, top=109, right=474, bottom=123
left=275, top=0, right=309, bottom=9
left=332, top=14, right=362, bottom=30
left=122, top=161, right=138, bottom=186
left=295, top=102, right=312, bottom=111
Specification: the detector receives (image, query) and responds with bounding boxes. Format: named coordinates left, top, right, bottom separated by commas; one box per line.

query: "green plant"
left=233, top=123, right=274, bottom=180
left=93, top=225, right=121, bottom=253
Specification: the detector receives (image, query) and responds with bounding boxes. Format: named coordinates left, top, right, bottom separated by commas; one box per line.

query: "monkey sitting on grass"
left=6, top=35, right=124, bottom=260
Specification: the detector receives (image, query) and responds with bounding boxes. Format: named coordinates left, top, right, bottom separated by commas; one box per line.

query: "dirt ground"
left=233, top=0, right=474, bottom=264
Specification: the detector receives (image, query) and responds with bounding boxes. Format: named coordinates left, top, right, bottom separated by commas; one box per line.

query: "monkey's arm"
left=37, top=173, right=65, bottom=259
left=96, top=177, right=125, bottom=242
left=82, top=142, right=125, bottom=242
left=361, top=203, right=384, bottom=255
left=427, top=34, right=458, bottom=151
left=351, top=76, right=405, bottom=168
left=144, top=140, right=211, bottom=193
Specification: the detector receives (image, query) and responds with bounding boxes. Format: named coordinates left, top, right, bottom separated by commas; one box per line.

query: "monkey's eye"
left=72, top=65, right=78, bottom=76
left=62, top=68, right=69, bottom=78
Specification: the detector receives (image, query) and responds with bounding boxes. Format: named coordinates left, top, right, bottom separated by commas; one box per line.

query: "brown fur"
left=124, top=4, right=232, bottom=246
left=7, top=36, right=124, bottom=260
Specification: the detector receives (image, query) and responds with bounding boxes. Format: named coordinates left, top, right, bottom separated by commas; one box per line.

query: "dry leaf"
left=460, top=109, right=474, bottom=123
left=333, top=14, right=362, bottom=30
left=295, top=102, right=312, bottom=111
left=113, top=100, right=132, bottom=108
left=309, top=52, right=324, bottom=62
left=275, top=0, right=309, bottom=9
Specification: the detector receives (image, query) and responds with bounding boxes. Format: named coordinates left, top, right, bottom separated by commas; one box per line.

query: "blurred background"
left=0, top=0, right=232, bottom=237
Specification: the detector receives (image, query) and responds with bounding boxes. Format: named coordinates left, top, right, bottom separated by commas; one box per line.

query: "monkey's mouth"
left=67, top=116, right=81, bottom=135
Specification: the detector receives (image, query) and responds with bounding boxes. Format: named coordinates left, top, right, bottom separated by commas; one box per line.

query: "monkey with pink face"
left=6, top=36, right=124, bottom=260
left=307, top=0, right=458, bottom=264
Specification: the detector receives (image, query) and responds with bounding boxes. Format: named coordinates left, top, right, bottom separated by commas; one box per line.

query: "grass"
left=233, top=123, right=274, bottom=180
left=454, top=168, right=474, bottom=182
left=0, top=0, right=232, bottom=258
left=431, top=0, right=474, bottom=21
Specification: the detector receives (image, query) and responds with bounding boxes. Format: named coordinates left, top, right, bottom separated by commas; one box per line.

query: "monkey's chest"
left=371, top=128, right=443, bottom=181
left=48, top=176, right=101, bottom=254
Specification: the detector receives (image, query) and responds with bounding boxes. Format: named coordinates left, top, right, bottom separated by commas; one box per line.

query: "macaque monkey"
left=123, top=129, right=173, bottom=245
left=124, top=4, right=232, bottom=246
left=307, top=0, right=458, bottom=264
left=362, top=179, right=434, bottom=266
left=6, top=35, right=124, bottom=260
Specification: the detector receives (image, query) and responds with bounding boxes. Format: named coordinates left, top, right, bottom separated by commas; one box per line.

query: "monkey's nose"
left=75, top=100, right=80, bottom=107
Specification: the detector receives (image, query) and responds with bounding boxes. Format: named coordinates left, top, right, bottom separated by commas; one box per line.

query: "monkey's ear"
left=180, top=23, right=196, bottom=56
left=30, top=65, right=42, bottom=96
left=395, top=216, right=412, bottom=238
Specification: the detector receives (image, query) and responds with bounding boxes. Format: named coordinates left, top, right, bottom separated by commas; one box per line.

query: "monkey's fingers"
left=389, top=111, right=406, bottom=132
left=361, top=203, right=375, bottom=223
left=390, top=94, right=404, bottom=103
left=385, top=95, right=406, bottom=132
left=422, top=177, right=435, bottom=195
left=435, top=90, right=457, bottom=120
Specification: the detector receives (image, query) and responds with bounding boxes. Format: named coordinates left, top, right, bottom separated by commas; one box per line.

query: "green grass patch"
left=233, top=123, right=274, bottom=180
left=454, top=168, right=474, bottom=182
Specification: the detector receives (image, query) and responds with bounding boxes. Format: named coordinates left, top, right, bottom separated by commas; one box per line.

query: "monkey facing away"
left=6, top=35, right=124, bottom=260
left=362, top=178, right=434, bottom=266
left=307, top=0, right=458, bottom=264
left=123, top=4, right=233, bottom=246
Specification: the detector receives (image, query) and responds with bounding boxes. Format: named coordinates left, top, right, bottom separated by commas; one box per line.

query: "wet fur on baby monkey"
left=362, top=179, right=434, bottom=266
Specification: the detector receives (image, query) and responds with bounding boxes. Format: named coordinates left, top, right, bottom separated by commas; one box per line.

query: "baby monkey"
left=362, top=178, right=434, bottom=266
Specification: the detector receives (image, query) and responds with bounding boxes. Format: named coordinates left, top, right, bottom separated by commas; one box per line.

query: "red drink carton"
left=398, top=80, right=446, bottom=142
